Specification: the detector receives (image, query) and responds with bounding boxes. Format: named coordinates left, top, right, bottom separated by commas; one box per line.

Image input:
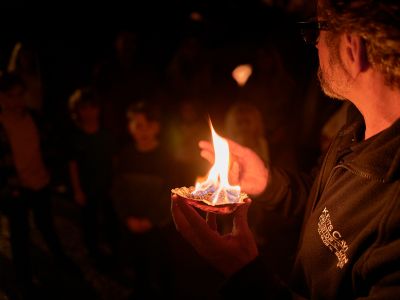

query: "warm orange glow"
left=192, top=120, right=241, bottom=205
left=232, top=64, right=253, bottom=87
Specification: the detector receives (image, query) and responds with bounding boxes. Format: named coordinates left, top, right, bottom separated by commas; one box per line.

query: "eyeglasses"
left=297, top=19, right=330, bottom=45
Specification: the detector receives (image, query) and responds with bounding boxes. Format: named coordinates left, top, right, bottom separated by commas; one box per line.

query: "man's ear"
left=343, top=34, right=369, bottom=77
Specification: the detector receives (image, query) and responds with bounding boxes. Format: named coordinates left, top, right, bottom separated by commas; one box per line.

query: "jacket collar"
left=339, top=105, right=400, bottom=183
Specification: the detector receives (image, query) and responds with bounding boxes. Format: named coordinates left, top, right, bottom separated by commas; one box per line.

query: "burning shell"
left=171, top=186, right=248, bottom=214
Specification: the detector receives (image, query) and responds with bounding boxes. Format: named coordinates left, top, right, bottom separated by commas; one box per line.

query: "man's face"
left=316, top=6, right=353, bottom=100
left=317, top=31, right=352, bottom=100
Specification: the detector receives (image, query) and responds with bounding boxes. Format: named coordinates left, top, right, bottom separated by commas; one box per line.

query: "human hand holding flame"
left=171, top=122, right=262, bottom=276
left=172, top=121, right=262, bottom=213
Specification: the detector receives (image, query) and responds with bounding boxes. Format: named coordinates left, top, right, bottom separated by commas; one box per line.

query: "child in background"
left=112, top=101, right=174, bottom=298
left=68, top=87, right=118, bottom=267
left=0, top=72, right=69, bottom=297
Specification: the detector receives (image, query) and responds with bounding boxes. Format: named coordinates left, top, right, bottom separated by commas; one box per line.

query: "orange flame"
left=192, top=120, right=241, bottom=205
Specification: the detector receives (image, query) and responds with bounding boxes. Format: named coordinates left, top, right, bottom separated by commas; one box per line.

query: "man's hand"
left=199, top=139, right=269, bottom=196
left=171, top=194, right=258, bottom=277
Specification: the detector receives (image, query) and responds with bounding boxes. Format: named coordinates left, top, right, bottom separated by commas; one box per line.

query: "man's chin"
left=318, top=68, right=347, bottom=100
left=321, top=84, right=347, bottom=100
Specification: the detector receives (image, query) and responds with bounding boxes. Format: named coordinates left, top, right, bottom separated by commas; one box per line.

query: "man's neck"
left=352, top=77, right=400, bottom=139
left=362, top=110, right=398, bottom=140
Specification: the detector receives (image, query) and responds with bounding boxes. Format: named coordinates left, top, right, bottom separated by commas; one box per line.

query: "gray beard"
left=318, top=67, right=347, bottom=100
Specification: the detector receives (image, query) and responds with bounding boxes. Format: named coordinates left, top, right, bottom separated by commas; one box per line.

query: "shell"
left=171, top=186, right=248, bottom=214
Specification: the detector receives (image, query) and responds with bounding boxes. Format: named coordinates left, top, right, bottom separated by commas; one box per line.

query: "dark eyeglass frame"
left=297, top=19, right=330, bottom=45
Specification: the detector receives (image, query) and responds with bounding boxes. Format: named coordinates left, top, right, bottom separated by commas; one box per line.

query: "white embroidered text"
left=318, top=207, right=349, bottom=269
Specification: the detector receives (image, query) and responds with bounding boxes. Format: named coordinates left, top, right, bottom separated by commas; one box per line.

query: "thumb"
left=233, top=198, right=251, bottom=233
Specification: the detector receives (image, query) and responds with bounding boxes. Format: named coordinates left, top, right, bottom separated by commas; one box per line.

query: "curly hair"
left=319, top=0, right=400, bottom=89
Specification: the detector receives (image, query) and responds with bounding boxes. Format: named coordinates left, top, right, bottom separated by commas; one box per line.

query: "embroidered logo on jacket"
left=318, top=207, right=349, bottom=269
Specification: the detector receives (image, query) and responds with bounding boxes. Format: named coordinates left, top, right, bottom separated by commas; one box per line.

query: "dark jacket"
left=111, top=143, right=177, bottom=227
left=222, top=105, right=400, bottom=299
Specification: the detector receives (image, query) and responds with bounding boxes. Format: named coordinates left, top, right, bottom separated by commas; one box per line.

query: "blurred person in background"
left=7, top=42, right=43, bottom=112
left=112, top=101, right=175, bottom=298
left=172, top=0, right=400, bottom=298
left=225, top=101, right=270, bottom=165
left=166, top=37, right=212, bottom=100
left=68, top=87, right=119, bottom=270
left=242, top=43, right=299, bottom=170
left=168, top=97, right=209, bottom=184
left=0, top=72, right=69, bottom=298
left=93, top=31, right=159, bottom=148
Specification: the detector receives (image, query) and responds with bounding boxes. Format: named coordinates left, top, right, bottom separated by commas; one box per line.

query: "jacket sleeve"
left=220, top=256, right=303, bottom=299
left=255, top=166, right=315, bottom=220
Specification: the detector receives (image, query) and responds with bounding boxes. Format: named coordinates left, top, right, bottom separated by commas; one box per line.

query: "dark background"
left=0, top=2, right=344, bottom=299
